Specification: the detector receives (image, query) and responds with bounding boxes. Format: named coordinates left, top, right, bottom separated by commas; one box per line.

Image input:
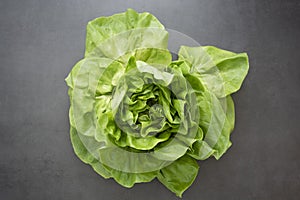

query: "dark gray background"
left=1, top=0, right=299, bottom=199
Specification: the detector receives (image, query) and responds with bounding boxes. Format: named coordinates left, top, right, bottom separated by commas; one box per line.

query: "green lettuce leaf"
left=85, top=8, right=168, bottom=58
left=157, top=155, right=199, bottom=197
left=178, top=45, right=249, bottom=97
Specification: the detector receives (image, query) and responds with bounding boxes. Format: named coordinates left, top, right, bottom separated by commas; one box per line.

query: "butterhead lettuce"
left=65, top=9, right=249, bottom=197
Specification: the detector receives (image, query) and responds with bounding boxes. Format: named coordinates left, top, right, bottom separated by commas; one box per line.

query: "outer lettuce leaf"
left=178, top=46, right=249, bottom=97
left=157, top=155, right=199, bottom=197
left=85, top=9, right=168, bottom=58
left=70, top=117, right=111, bottom=178
left=191, top=92, right=235, bottom=160
left=107, top=167, right=157, bottom=188
left=202, top=46, right=249, bottom=96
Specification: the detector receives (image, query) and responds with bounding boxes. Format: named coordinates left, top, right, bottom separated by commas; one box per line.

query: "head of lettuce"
left=65, top=9, right=249, bottom=197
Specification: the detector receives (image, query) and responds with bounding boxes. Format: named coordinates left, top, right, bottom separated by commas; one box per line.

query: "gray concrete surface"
left=0, top=0, right=299, bottom=199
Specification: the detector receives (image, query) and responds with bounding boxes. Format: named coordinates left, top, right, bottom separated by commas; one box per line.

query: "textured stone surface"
left=0, top=0, right=299, bottom=199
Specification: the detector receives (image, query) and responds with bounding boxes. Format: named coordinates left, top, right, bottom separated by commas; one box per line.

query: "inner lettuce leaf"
left=66, top=9, right=249, bottom=197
